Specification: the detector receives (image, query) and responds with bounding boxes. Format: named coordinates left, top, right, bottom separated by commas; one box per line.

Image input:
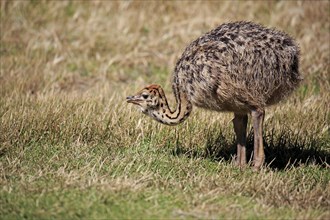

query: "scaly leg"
left=233, top=113, right=248, bottom=167
left=251, top=109, right=265, bottom=170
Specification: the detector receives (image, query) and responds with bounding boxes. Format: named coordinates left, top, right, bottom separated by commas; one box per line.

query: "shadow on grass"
left=171, top=129, right=330, bottom=170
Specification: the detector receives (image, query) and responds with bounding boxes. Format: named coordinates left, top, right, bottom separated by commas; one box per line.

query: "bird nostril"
left=126, top=96, right=133, bottom=99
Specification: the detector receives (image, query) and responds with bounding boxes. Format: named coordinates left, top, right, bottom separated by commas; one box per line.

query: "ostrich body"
left=127, top=21, right=301, bottom=169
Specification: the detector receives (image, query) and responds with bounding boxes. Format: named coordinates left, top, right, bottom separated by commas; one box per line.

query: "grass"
left=1, top=1, right=330, bottom=219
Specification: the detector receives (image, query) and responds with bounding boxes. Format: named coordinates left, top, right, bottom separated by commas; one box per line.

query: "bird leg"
left=251, top=109, right=265, bottom=170
left=233, top=113, right=248, bottom=167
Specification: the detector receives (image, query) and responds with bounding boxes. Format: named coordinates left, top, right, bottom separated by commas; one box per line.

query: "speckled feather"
left=173, top=21, right=301, bottom=114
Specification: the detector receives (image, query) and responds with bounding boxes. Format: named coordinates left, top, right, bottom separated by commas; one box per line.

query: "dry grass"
left=0, top=1, right=329, bottom=219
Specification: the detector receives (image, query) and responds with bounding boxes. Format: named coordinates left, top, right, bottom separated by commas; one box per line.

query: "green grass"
left=1, top=139, right=329, bottom=219
left=2, top=187, right=324, bottom=219
left=1, top=1, right=330, bottom=219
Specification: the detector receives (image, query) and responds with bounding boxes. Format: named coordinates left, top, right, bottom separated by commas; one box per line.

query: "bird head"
left=126, top=84, right=162, bottom=114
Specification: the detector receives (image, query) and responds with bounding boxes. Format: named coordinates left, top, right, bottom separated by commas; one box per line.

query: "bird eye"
left=142, top=94, right=149, bottom=99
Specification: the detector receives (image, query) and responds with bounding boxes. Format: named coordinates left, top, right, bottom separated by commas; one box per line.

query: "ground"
left=0, top=1, right=329, bottom=219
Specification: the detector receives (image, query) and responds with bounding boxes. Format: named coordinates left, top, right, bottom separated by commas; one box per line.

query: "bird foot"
left=252, top=157, right=265, bottom=171
left=235, top=158, right=247, bottom=169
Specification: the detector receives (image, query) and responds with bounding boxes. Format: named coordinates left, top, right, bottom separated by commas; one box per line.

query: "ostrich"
left=126, top=21, right=301, bottom=169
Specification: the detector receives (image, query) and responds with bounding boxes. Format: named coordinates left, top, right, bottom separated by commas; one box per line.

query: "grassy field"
left=1, top=1, right=329, bottom=219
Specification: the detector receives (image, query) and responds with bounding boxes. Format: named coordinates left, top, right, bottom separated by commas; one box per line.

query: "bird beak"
left=126, top=95, right=141, bottom=105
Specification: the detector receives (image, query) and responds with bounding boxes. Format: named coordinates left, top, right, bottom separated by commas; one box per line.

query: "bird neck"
left=149, top=85, right=192, bottom=126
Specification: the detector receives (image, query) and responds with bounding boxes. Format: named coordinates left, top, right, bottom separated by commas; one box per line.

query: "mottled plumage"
left=174, top=21, right=300, bottom=113
left=127, top=21, right=301, bottom=169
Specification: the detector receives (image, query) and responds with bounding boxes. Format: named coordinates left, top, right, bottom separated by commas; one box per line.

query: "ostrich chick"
left=127, top=21, right=301, bottom=169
